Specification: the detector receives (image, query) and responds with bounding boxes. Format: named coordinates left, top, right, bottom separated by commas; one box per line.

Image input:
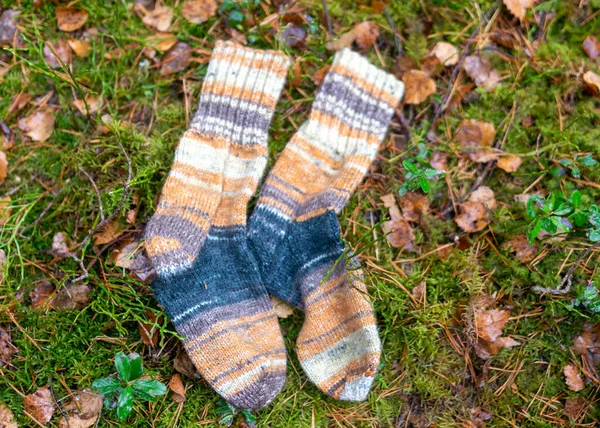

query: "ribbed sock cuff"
left=190, top=40, right=291, bottom=146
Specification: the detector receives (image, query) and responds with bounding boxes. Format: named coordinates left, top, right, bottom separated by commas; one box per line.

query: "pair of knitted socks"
left=144, top=41, right=404, bottom=410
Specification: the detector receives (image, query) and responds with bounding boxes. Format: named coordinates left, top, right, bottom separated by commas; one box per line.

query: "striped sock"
left=145, top=41, right=291, bottom=409
left=248, top=49, right=404, bottom=401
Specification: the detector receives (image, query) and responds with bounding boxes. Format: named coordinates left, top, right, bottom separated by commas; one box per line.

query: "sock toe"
left=226, top=368, right=287, bottom=410
left=338, top=375, right=375, bottom=401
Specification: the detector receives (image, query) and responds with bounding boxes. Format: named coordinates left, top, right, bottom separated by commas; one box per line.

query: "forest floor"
left=1, top=0, right=600, bottom=426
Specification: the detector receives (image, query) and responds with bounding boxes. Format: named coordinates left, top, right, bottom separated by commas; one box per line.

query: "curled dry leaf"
left=0, top=249, right=6, bottom=284
left=463, top=56, right=500, bottom=91
left=18, top=109, right=56, bottom=142
left=399, top=192, right=429, bottom=223
left=0, top=196, right=11, bottom=226
left=24, top=387, right=55, bottom=425
left=0, top=10, right=22, bottom=46
left=290, top=61, right=303, bottom=88
left=469, top=186, right=496, bottom=211
left=583, top=70, right=600, bottom=97
left=583, top=35, right=600, bottom=60
left=0, top=326, right=17, bottom=367
left=564, top=397, right=588, bottom=420
left=93, top=220, right=123, bottom=246
left=110, top=239, right=155, bottom=283
left=270, top=295, right=294, bottom=319
left=126, top=190, right=141, bottom=224
left=326, top=21, right=379, bottom=51
left=456, top=119, right=498, bottom=163
left=51, top=284, right=92, bottom=310
left=497, top=154, right=522, bottom=172
left=503, top=0, right=536, bottom=21
left=455, top=201, right=489, bottom=233
left=573, top=323, right=600, bottom=366
left=174, top=343, right=198, bottom=378
left=430, top=41, right=459, bottom=66
left=563, top=362, right=585, bottom=392
left=0, top=403, right=17, bottom=428
left=160, top=41, right=192, bottom=75
left=475, top=336, right=519, bottom=359
left=58, top=390, right=103, bottom=428
left=182, top=0, right=217, bottom=24
left=30, top=280, right=54, bottom=309
left=7, top=92, right=32, bottom=117
left=279, top=23, right=307, bottom=47
left=137, top=308, right=163, bottom=346
left=142, top=6, right=174, bottom=32
left=502, top=234, right=537, bottom=262
left=56, top=7, right=89, bottom=32
left=381, top=194, right=417, bottom=252
left=0, top=150, right=6, bottom=184
left=44, top=40, right=72, bottom=69
left=68, top=39, right=91, bottom=57
left=72, top=95, right=102, bottom=115
left=475, top=309, right=509, bottom=342
left=147, top=33, right=178, bottom=52
left=430, top=151, right=448, bottom=171
left=312, top=65, right=330, bottom=86
left=169, top=374, right=186, bottom=403
left=403, top=70, right=436, bottom=104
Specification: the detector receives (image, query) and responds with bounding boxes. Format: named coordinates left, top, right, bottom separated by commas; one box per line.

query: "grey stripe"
left=293, top=191, right=350, bottom=217
left=297, top=309, right=373, bottom=346
left=296, top=260, right=345, bottom=300
left=145, top=214, right=208, bottom=256
left=208, top=348, right=287, bottom=384
left=226, top=370, right=286, bottom=410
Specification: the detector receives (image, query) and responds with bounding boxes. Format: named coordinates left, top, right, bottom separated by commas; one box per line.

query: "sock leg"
left=146, top=41, right=290, bottom=409
left=249, top=49, right=404, bottom=400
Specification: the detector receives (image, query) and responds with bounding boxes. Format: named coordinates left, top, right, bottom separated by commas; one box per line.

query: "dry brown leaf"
left=290, top=61, right=303, bottom=88
left=168, top=374, right=186, bottom=403
left=475, top=336, right=519, bottom=359
left=497, top=154, right=522, bottom=172
left=68, top=39, right=91, bottom=57
left=30, top=280, right=54, bottom=309
left=455, top=201, right=488, bottom=232
left=463, top=55, right=500, bottom=91
left=137, top=308, right=162, bottom=346
left=563, top=362, right=584, bottom=392
left=72, top=95, right=102, bottom=115
left=469, top=186, right=496, bottom=211
left=110, top=239, right=155, bottom=283
left=403, top=70, right=436, bottom=104
left=0, top=249, right=6, bottom=285
left=7, top=92, right=32, bottom=118
left=0, top=151, right=6, bottom=184
left=182, top=0, right=217, bottom=24
left=312, top=65, right=330, bottom=86
left=0, top=196, right=11, bottom=226
left=353, top=21, right=379, bottom=50
left=381, top=194, right=417, bottom=252
left=160, top=41, right=191, bottom=75
left=52, top=232, right=69, bottom=256
left=126, top=190, right=141, bottom=224
left=0, top=326, right=17, bottom=368
left=475, top=308, right=509, bottom=342
left=24, top=387, right=55, bottom=425
left=456, top=119, right=498, bottom=163
left=399, top=192, right=429, bottom=223
left=573, top=323, right=600, bottom=366
left=583, top=70, right=600, bottom=97
left=430, top=41, right=459, bottom=66
left=18, top=109, right=55, bottom=142
left=56, top=7, right=88, bottom=32
left=564, top=397, right=588, bottom=420
left=502, top=234, right=537, bottom=262
left=147, top=33, right=177, bottom=52
left=326, top=21, right=378, bottom=51
left=430, top=151, right=448, bottom=171
left=58, top=390, right=102, bottom=428
left=0, top=10, right=22, bottom=46
left=503, top=0, right=536, bottom=21
left=412, top=281, right=426, bottom=302
left=0, top=403, right=17, bottom=428
left=174, top=343, right=198, bottom=378
left=51, top=284, right=92, bottom=310
left=142, top=6, right=173, bottom=32
left=44, top=40, right=72, bottom=69
left=93, top=220, right=123, bottom=246
left=270, top=295, right=294, bottom=319
left=279, top=23, right=307, bottom=47
left=583, top=35, right=600, bottom=60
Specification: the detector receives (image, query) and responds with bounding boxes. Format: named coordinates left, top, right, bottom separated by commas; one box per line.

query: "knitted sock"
left=145, top=41, right=290, bottom=409
left=248, top=49, right=404, bottom=401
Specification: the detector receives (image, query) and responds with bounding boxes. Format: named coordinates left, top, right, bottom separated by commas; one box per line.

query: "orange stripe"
left=330, top=63, right=400, bottom=107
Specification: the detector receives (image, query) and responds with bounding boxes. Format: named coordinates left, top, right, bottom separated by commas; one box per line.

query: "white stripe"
left=169, top=170, right=221, bottom=192
left=222, top=156, right=266, bottom=180
left=175, top=136, right=228, bottom=173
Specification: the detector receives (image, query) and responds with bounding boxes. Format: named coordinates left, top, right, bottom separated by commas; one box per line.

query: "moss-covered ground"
left=1, top=0, right=600, bottom=426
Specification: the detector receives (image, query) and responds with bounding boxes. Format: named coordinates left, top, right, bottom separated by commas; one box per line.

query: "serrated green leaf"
left=128, top=353, right=143, bottom=381
left=92, top=377, right=122, bottom=395
left=115, top=352, right=132, bottom=382
left=117, top=386, right=134, bottom=419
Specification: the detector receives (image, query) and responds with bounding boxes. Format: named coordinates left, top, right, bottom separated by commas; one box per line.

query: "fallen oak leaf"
left=469, top=186, right=496, bottom=211
left=142, top=6, right=174, bottom=32
left=456, top=119, right=498, bottom=163
left=463, top=55, right=500, bottom=91
left=181, top=0, right=217, bottom=24
left=563, top=362, right=585, bottom=392
left=30, top=280, right=54, bottom=309
left=381, top=194, right=417, bottom=252
left=475, top=308, right=510, bottom=342
left=173, top=343, right=198, bottom=378
left=497, top=154, right=522, bottom=172
left=56, top=7, right=88, bottom=32
left=403, top=70, right=436, bottom=104
left=279, top=23, right=307, bottom=47
left=72, top=95, right=102, bottom=115
left=503, top=0, right=536, bottom=21
left=160, top=41, right=191, bottom=75
left=18, top=109, right=55, bottom=142
left=502, top=234, right=537, bottom=263
left=326, top=21, right=378, bottom=51
left=399, top=192, right=429, bottom=223
left=58, top=390, right=103, bottom=428
left=93, top=219, right=123, bottom=246
left=68, top=39, right=91, bottom=57
left=51, top=284, right=92, bottom=311
left=44, top=40, right=72, bottom=69
left=7, top=92, right=32, bottom=117
left=430, top=41, right=459, bottom=66
left=168, top=374, right=186, bottom=403
left=455, top=201, right=489, bottom=233
left=0, top=403, right=17, bottom=428
left=147, top=32, right=178, bottom=52
left=24, top=387, right=55, bottom=425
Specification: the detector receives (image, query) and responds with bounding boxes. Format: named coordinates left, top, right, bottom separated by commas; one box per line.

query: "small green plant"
left=92, top=352, right=167, bottom=420
left=569, top=282, right=600, bottom=314
left=526, top=190, right=600, bottom=244
left=216, top=399, right=257, bottom=427
left=550, top=154, right=597, bottom=179
left=400, top=159, right=445, bottom=195
left=219, top=0, right=260, bottom=27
